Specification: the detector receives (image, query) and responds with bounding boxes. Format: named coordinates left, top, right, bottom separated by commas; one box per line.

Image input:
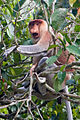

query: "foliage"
left=0, top=0, right=80, bottom=120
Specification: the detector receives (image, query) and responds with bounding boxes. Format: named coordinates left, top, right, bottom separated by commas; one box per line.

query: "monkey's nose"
left=33, top=28, right=38, bottom=33
left=31, top=28, right=38, bottom=33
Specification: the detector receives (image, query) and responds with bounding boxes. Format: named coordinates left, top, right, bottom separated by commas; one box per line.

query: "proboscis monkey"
left=28, top=20, right=74, bottom=120
left=28, top=19, right=75, bottom=86
left=3, top=19, right=74, bottom=120
left=3, top=19, right=75, bottom=99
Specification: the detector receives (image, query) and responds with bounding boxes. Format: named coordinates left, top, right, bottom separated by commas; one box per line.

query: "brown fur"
left=29, top=19, right=75, bottom=100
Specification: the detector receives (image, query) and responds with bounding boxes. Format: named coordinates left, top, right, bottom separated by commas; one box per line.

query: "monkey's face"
left=29, top=19, right=48, bottom=43
left=29, top=21, right=40, bottom=41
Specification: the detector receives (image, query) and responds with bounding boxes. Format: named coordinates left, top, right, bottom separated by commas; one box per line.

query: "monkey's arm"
left=17, top=43, right=48, bottom=75
left=17, top=31, right=51, bottom=56
left=19, top=31, right=51, bottom=75
left=3, top=44, right=47, bottom=59
left=17, top=44, right=47, bottom=56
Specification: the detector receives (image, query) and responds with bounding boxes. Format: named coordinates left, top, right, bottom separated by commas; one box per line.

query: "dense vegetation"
left=0, top=0, right=80, bottom=119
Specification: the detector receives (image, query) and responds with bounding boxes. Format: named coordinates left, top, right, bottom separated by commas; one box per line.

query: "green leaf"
left=60, top=65, right=66, bottom=71
left=6, top=19, right=14, bottom=38
left=67, top=13, right=76, bottom=20
left=7, top=28, right=14, bottom=39
left=58, top=37, right=66, bottom=50
left=53, top=72, right=66, bottom=92
left=0, top=108, right=8, bottom=114
left=0, top=0, right=3, bottom=5
left=13, top=53, right=21, bottom=64
left=5, top=5, right=13, bottom=15
left=74, top=25, right=80, bottom=32
left=58, top=72, right=66, bottom=84
left=74, top=74, right=80, bottom=81
left=13, top=0, right=26, bottom=16
left=69, top=0, right=77, bottom=7
left=23, top=40, right=33, bottom=45
left=66, top=17, right=71, bottom=21
left=73, top=0, right=80, bottom=7
left=66, top=79, right=75, bottom=85
left=51, top=8, right=68, bottom=30
left=76, top=39, right=80, bottom=45
left=53, top=79, right=62, bottom=92
left=48, top=44, right=59, bottom=50
left=63, top=33, right=71, bottom=44
left=66, top=45, right=80, bottom=56
left=2, top=71, right=8, bottom=81
left=10, top=68, right=16, bottom=76
left=49, top=0, right=53, bottom=6
left=46, top=56, right=58, bottom=66
left=46, top=49, right=62, bottom=66
left=57, top=48, right=62, bottom=57
left=10, top=67, right=23, bottom=76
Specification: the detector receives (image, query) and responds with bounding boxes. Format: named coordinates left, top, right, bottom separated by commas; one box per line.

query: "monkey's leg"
left=29, top=75, right=33, bottom=100
left=27, top=75, right=33, bottom=110
left=64, top=86, right=73, bottom=120
left=28, top=64, right=37, bottom=100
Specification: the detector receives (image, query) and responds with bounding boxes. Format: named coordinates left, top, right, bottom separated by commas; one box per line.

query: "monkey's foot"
left=30, top=64, right=37, bottom=76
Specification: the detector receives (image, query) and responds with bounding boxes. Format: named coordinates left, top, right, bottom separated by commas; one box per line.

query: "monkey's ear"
left=17, top=44, right=47, bottom=56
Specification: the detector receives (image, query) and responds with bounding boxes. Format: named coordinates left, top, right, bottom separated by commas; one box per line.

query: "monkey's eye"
left=31, top=23, right=34, bottom=26
left=36, top=22, right=39, bottom=25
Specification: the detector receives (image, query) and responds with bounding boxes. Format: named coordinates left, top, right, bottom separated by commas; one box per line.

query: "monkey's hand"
left=3, top=46, right=17, bottom=59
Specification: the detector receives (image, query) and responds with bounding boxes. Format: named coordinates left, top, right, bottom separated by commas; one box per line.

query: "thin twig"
left=52, top=0, right=57, bottom=14
left=31, top=101, right=44, bottom=120
left=27, top=103, right=34, bottom=120
left=0, top=98, right=28, bottom=109
left=14, top=14, right=18, bottom=45
left=16, top=73, right=29, bottom=86
left=38, top=61, right=80, bottom=76
left=14, top=101, right=25, bottom=119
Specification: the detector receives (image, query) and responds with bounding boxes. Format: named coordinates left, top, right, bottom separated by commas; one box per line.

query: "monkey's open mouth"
left=32, top=33, right=39, bottom=38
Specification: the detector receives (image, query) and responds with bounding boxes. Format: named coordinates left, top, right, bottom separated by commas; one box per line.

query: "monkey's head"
left=29, top=19, right=48, bottom=43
